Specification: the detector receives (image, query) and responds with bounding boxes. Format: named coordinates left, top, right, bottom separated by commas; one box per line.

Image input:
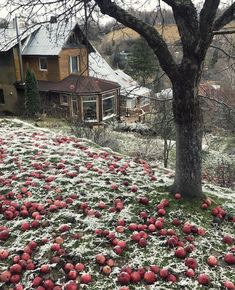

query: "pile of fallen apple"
left=0, top=119, right=234, bottom=290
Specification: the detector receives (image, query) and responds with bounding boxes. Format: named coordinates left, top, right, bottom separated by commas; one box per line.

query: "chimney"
left=15, top=16, right=24, bottom=83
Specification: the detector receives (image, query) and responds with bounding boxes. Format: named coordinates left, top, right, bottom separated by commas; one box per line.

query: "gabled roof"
left=0, top=21, right=95, bottom=55
left=0, top=26, right=39, bottom=52
left=22, top=22, right=95, bottom=56
left=89, top=49, right=151, bottom=99
left=38, top=74, right=120, bottom=95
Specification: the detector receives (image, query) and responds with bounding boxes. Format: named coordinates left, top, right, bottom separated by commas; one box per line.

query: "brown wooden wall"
left=23, top=56, right=60, bottom=82
left=59, top=47, right=88, bottom=80
left=0, top=49, right=17, bottom=84
left=22, top=47, right=88, bottom=82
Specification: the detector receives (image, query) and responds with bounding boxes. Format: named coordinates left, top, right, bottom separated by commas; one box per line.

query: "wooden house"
left=0, top=21, right=120, bottom=122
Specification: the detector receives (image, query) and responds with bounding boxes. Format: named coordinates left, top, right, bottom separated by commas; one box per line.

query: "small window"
left=0, top=89, right=5, bottom=104
left=39, top=57, right=48, bottom=71
left=82, top=96, right=97, bottom=121
left=70, top=56, right=80, bottom=73
left=60, top=95, right=69, bottom=106
left=102, top=93, right=116, bottom=119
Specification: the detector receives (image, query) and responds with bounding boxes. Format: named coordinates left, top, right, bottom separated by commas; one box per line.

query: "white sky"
left=0, top=0, right=233, bottom=21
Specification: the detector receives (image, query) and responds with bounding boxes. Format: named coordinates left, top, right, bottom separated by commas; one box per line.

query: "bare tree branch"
left=94, top=0, right=179, bottom=82
left=163, top=0, right=199, bottom=56
left=210, top=44, right=235, bottom=59
left=214, top=2, right=235, bottom=31
left=213, top=29, right=235, bottom=35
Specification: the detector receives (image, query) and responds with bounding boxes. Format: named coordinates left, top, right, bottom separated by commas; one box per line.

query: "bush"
left=25, top=69, right=41, bottom=116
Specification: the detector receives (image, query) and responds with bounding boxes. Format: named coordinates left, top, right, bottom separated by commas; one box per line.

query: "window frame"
left=102, top=92, right=116, bottom=120
left=82, top=96, right=98, bottom=122
left=39, top=57, right=48, bottom=71
left=0, top=89, right=5, bottom=104
left=60, top=94, right=69, bottom=106
left=69, top=55, right=80, bottom=74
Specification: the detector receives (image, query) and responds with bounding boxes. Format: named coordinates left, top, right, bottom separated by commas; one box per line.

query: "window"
left=39, top=57, right=48, bottom=71
left=0, top=89, right=5, bottom=104
left=70, top=56, right=80, bottom=73
left=82, top=96, right=97, bottom=121
left=60, top=95, right=69, bottom=106
left=102, top=93, right=116, bottom=119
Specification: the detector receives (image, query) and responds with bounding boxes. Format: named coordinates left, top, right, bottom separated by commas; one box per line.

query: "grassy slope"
left=0, top=118, right=234, bottom=290
left=103, top=22, right=235, bottom=45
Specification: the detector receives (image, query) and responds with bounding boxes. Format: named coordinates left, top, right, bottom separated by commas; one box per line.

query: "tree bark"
left=171, top=78, right=203, bottom=198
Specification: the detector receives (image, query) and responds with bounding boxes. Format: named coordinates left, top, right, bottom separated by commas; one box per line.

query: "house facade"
left=0, top=21, right=120, bottom=122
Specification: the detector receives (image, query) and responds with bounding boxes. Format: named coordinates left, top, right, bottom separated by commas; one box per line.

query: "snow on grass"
left=0, top=118, right=234, bottom=290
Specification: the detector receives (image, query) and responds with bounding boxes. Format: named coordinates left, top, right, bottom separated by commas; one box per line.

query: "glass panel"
left=103, top=96, right=116, bottom=117
left=70, top=56, right=79, bottom=73
left=61, top=95, right=68, bottom=105
left=0, top=89, right=5, bottom=104
left=83, top=100, right=97, bottom=121
left=39, top=58, right=47, bottom=70
left=72, top=100, right=78, bottom=116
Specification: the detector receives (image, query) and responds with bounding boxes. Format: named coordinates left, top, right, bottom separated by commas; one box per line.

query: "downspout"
left=15, top=16, right=24, bottom=83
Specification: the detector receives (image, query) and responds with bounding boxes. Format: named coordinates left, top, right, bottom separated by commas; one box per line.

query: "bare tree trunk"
left=171, top=79, right=203, bottom=198
left=163, top=139, right=168, bottom=168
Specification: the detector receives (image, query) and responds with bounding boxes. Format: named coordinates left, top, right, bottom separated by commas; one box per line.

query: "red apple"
left=96, top=254, right=106, bottom=265
left=21, top=222, right=30, bottom=231
left=143, top=271, right=156, bottom=284
left=167, top=274, right=177, bottom=283
left=64, top=263, right=74, bottom=271
left=10, top=264, right=22, bottom=274
left=67, top=270, right=77, bottom=280
left=102, top=265, right=112, bottom=275
left=155, top=220, right=163, bottom=230
left=0, top=249, right=9, bottom=259
left=138, top=238, right=147, bottom=247
left=182, top=223, right=191, bottom=234
left=185, top=269, right=195, bottom=277
left=131, top=232, right=141, bottom=242
left=185, top=258, right=197, bottom=269
left=0, top=270, right=11, bottom=282
left=175, top=193, right=181, bottom=200
left=150, top=265, right=160, bottom=274
left=64, top=280, right=78, bottom=290
left=223, top=236, right=234, bottom=245
left=75, top=263, right=85, bottom=272
left=224, top=281, right=235, bottom=290
left=128, top=223, right=138, bottom=231
left=130, top=271, right=141, bottom=283
left=0, top=229, right=10, bottom=240
left=159, top=268, right=169, bottom=279
left=224, top=253, right=235, bottom=265
left=198, top=273, right=210, bottom=285
left=207, top=255, right=218, bottom=267
left=80, top=273, right=92, bottom=284
left=43, top=279, right=54, bottom=289
left=118, top=272, right=131, bottom=285
left=175, top=247, right=187, bottom=259
left=40, top=264, right=50, bottom=274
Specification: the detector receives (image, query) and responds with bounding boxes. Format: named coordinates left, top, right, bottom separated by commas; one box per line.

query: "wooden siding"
left=59, top=47, right=88, bottom=80
left=13, top=47, right=22, bottom=82
left=0, top=49, right=17, bottom=84
left=23, top=56, right=60, bottom=82
left=0, top=84, right=25, bottom=114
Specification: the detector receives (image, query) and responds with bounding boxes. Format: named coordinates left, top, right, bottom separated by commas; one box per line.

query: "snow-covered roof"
left=22, top=22, right=78, bottom=56
left=89, top=49, right=151, bottom=99
left=0, top=26, right=39, bottom=52
left=155, top=88, right=173, bottom=99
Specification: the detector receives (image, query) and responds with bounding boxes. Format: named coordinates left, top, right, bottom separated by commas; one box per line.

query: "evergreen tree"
left=126, top=37, right=158, bottom=86
left=25, top=69, right=41, bottom=116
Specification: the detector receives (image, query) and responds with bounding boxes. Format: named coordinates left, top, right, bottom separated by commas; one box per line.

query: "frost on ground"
left=0, top=118, right=234, bottom=290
